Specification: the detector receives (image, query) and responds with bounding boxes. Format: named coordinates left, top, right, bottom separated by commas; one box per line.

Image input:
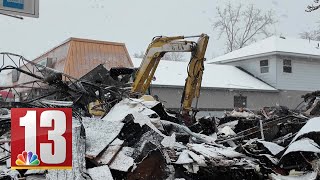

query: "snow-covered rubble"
left=0, top=97, right=320, bottom=179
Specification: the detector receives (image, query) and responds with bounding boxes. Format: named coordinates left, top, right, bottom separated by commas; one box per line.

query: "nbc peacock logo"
left=15, top=151, right=40, bottom=166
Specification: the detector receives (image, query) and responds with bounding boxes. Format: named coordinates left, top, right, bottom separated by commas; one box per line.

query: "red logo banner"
left=11, top=108, right=72, bottom=169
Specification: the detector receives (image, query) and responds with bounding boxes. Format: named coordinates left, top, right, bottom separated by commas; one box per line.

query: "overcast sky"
left=0, top=0, right=319, bottom=61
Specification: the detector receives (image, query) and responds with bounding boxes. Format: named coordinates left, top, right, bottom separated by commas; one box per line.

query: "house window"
left=234, top=95, right=247, bottom=108
left=260, top=60, right=269, bottom=73
left=283, top=59, right=292, bottom=73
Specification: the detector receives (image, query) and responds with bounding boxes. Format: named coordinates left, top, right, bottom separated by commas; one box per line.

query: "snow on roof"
left=132, top=58, right=277, bottom=91
left=208, top=36, right=320, bottom=63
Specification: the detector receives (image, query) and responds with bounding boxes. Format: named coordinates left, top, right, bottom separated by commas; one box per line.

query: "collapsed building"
left=1, top=35, right=320, bottom=179
left=0, top=88, right=320, bottom=179
left=0, top=51, right=320, bottom=179
left=5, top=37, right=133, bottom=101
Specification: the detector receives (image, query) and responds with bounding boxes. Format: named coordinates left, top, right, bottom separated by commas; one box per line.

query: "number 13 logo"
left=11, top=108, right=72, bottom=169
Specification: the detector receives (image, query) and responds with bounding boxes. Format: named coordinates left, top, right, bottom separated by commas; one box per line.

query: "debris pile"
left=0, top=53, right=320, bottom=179
left=302, top=90, right=320, bottom=116
left=1, top=95, right=320, bottom=179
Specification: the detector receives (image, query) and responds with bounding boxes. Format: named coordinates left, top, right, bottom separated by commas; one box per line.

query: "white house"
left=131, top=58, right=278, bottom=115
left=208, top=36, right=320, bottom=108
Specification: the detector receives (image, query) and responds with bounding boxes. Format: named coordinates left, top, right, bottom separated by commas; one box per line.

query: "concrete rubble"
left=1, top=55, right=320, bottom=179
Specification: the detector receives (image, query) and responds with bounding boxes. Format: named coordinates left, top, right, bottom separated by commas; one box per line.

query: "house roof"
left=132, top=58, right=277, bottom=91
left=208, top=36, right=320, bottom=63
left=33, top=37, right=127, bottom=63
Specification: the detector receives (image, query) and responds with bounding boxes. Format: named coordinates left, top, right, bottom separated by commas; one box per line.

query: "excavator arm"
left=131, top=34, right=209, bottom=124
left=180, top=34, right=209, bottom=120
left=132, top=35, right=197, bottom=93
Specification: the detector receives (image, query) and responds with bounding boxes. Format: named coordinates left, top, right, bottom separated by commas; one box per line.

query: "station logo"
left=16, top=151, right=40, bottom=166
left=3, top=0, right=25, bottom=10
left=11, top=108, right=72, bottom=169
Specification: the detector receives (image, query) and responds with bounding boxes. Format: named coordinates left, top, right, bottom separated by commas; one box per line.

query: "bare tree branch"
left=163, top=52, right=185, bottom=61
left=299, top=30, right=320, bottom=41
left=212, top=3, right=277, bottom=53
left=134, top=51, right=185, bottom=61
left=306, top=0, right=320, bottom=12
left=133, top=51, right=145, bottom=58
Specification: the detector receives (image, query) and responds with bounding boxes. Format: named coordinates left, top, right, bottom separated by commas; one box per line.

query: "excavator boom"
left=132, top=36, right=196, bottom=93
left=131, top=34, right=209, bottom=124
left=181, top=34, right=209, bottom=118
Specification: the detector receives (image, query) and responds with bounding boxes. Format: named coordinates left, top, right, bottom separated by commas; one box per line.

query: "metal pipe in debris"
left=259, top=120, right=265, bottom=140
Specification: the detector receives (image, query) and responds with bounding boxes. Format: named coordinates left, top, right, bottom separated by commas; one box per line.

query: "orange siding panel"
left=64, top=38, right=133, bottom=78
left=12, top=38, right=133, bottom=92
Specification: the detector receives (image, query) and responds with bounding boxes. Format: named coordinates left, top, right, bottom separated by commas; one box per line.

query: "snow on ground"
left=208, top=36, right=320, bottom=63
left=131, top=58, right=277, bottom=91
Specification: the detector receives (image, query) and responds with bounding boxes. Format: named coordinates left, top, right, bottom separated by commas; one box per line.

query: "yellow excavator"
left=131, top=34, right=209, bottom=125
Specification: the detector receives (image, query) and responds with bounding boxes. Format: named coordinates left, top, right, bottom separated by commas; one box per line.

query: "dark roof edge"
left=236, top=66, right=277, bottom=90
left=68, top=37, right=125, bottom=46
left=150, top=84, right=278, bottom=92
left=33, top=37, right=126, bottom=62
